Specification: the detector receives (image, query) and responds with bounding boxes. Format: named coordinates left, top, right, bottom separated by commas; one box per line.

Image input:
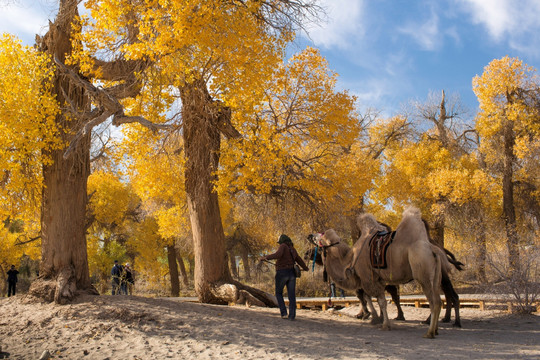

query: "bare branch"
left=112, top=115, right=172, bottom=131
left=15, top=234, right=41, bottom=246
left=54, top=56, right=172, bottom=158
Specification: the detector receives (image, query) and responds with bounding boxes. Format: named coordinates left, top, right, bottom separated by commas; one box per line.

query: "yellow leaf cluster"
left=473, top=56, right=539, bottom=163
left=0, top=223, right=41, bottom=273
left=217, top=47, right=367, bottom=215
left=373, top=121, right=498, bottom=219
left=73, top=0, right=286, bottom=111
left=0, top=34, right=60, bottom=225
left=126, top=217, right=169, bottom=284
left=473, top=56, right=540, bottom=212
left=87, top=170, right=139, bottom=225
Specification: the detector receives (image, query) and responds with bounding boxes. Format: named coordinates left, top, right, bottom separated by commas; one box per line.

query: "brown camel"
left=314, top=207, right=443, bottom=338
left=303, top=246, right=405, bottom=321
left=307, top=218, right=463, bottom=328
left=306, top=242, right=462, bottom=326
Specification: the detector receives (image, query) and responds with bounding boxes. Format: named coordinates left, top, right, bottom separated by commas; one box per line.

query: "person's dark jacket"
left=265, top=243, right=309, bottom=271
left=125, top=268, right=134, bottom=284
left=7, top=269, right=19, bottom=283
left=111, top=264, right=122, bottom=283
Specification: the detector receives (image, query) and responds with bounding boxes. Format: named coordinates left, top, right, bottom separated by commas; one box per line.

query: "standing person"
left=260, top=234, right=309, bottom=320
left=111, top=260, right=122, bottom=295
left=124, top=263, right=134, bottom=295
left=7, top=265, right=19, bottom=297
left=119, top=264, right=127, bottom=295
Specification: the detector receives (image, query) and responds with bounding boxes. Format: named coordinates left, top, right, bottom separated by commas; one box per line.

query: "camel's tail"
left=432, top=248, right=443, bottom=305
left=422, top=218, right=465, bottom=271
left=444, top=248, right=464, bottom=271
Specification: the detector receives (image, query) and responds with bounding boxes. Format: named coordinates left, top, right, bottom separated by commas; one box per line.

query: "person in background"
left=330, top=282, right=346, bottom=299
left=124, top=263, right=134, bottom=295
left=7, top=265, right=19, bottom=297
left=260, top=234, right=309, bottom=321
left=111, top=260, right=122, bottom=295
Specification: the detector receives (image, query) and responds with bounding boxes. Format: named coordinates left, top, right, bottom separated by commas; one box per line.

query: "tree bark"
left=175, top=249, right=189, bottom=287
left=180, top=79, right=275, bottom=306
left=432, top=212, right=445, bottom=249
left=229, top=252, right=239, bottom=279
left=475, top=219, right=487, bottom=283
left=240, top=246, right=251, bottom=281
left=0, top=265, right=6, bottom=297
left=28, top=0, right=97, bottom=303
left=502, top=119, right=520, bottom=273
left=180, top=79, right=232, bottom=304
left=167, top=245, right=180, bottom=297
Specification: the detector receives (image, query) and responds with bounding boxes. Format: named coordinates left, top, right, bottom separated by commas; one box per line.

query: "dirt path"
left=0, top=295, right=538, bottom=359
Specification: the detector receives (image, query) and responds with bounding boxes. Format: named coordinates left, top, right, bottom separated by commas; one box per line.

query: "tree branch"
left=54, top=56, right=172, bottom=159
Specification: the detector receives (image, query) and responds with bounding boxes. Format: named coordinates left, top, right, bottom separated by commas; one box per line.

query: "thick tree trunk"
left=28, top=0, right=96, bottom=303
left=0, top=265, right=6, bottom=297
left=180, top=79, right=275, bottom=306
left=476, top=220, right=487, bottom=283
left=188, top=257, right=195, bottom=279
left=432, top=210, right=445, bottom=249
left=175, top=249, right=189, bottom=287
left=502, top=120, right=519, bottom=273
left=240, top=246, right=251, bottom=281
left=181, top=79, right=232, bottom=304
left=167, top=245, right=180, bottom=297
left=229, top=252, right=239, bottom=279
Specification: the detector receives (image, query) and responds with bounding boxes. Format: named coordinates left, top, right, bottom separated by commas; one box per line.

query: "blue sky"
left=2, top=0, right=540, bottom=118
left=300, top=0, right=540, bottom=117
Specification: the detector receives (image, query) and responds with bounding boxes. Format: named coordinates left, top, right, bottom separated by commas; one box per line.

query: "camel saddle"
left=368, top=230, right=396, bottom=269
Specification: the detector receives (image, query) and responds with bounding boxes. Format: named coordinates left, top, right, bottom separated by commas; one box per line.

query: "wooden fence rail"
left=285, top=295, right=539, bottom=313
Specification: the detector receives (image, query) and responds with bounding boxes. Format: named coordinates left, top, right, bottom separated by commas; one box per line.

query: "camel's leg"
left=421, top=255, right=442, bottom=339
left=442, top=296, right=452, bottom=322
left=365, top=293, right=382, bottom=324
left=427, top=270, right=461, bottom=328
left=420, top=284, right=441, bottom=338
left=386, top=285, right=405, bottom=321
left=355, top=288, right=371, bottom=320
left=377, top=293, right=391, bottom=330
left=443, top=275, right=461, bottom=328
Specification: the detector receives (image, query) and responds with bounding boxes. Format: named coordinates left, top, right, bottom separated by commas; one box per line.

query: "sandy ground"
left=0, top=294, right=539, bottom=360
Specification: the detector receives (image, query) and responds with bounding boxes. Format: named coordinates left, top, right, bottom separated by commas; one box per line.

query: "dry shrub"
left=485, top=244, right=540, bottom=314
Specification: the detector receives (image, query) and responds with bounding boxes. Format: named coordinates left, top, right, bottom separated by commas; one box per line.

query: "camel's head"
left=307, top=232, right=324, bottom=247
left=304, top=247, right=324, bottom=266
left=307, top=230, right=340, bottom=248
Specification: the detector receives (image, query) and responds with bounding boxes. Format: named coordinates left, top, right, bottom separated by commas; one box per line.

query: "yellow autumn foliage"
left=473, top=56, right=540, bottom=237
left=0, top=34, right=60, bottom=223
left=473, top=56, right=540, bottom=164
left=88, top=170, right=139, bottom=226
left=218, top=47, right=369, bottom=217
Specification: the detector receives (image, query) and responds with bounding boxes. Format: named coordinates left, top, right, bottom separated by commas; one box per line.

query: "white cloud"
left=304, top=0, right=365, bottom=49
left=398, top=11, right=441, bottom=51
left=346, top=75, right=413, bottom=117
left=0, top=1, right=54, bottom=44
left=458, top=0, right=540, bottom=55
left=458, top=0, right=514, bottom=39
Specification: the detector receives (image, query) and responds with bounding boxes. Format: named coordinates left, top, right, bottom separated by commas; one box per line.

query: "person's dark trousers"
left=112, top=281, right=120, bottom=295
left=7, top=281, right=16, bottom=297
left=275, top=268, right=297, bottom=320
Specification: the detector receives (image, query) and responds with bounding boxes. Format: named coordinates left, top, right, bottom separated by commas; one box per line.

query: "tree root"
left=28, top=267, right=98, bottom=304
left=209, top=280, right=277, bottom=307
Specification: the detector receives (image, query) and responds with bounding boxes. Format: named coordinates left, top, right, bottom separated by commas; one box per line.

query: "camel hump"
left=356, top=213, right=379, bottom=232
left=402, top=206, right=422, bottom=220
left=323, top=229, right=341, bottom=243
